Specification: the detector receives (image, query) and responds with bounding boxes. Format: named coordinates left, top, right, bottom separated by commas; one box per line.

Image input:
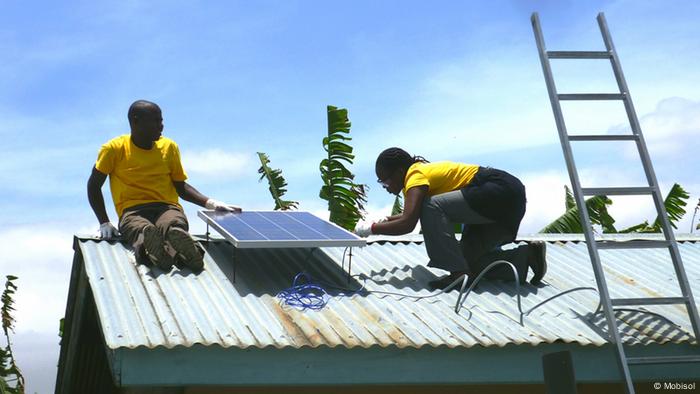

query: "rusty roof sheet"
left=75, top=234, right=700, bottom=350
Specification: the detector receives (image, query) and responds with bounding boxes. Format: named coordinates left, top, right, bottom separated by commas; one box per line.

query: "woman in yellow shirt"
left=355, top=147, right=546, bottom=290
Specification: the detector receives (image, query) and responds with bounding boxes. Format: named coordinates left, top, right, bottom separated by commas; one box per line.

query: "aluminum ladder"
left=531, top=12, right=700, bottom=393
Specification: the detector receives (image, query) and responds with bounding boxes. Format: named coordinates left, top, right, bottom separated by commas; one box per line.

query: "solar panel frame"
left=197, top=210, right=367, bottom=249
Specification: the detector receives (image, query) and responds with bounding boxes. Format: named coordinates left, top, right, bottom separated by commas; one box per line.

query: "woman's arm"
left=371, top=185, right=428, bottom=235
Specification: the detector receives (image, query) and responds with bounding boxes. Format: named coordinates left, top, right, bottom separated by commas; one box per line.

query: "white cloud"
left=353, top=48, right=557, bottom=160
left=639, top=97, right=700, bottom=158
left=0, top=223, right=95, bottom=394
left=0, top=226, right=75, bottom=334
left=611, top=97, right=700, bottom=159
left=181, top=149, right=253, bottom=180
left=518, top=171, right=571, bottom=234
left=7, top=331, right=59, bottom=394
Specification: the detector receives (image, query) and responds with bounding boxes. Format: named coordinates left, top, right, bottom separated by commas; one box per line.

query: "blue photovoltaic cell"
left=288, top=212, right=358, bottom=240
left=201, top=211, right=360, bottom=243
left=207, top=212, right=267, bottom=241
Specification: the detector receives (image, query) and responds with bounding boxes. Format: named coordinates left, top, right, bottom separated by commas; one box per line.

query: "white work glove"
left=99, top=222, right=120, bottom=240
left=354, top=220, right=374, bottom=237
left=205, top=198, right=242, bottom=212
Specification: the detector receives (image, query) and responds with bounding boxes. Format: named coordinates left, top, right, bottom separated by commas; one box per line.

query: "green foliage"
left=1, top=276, right=24, bottom=394
left=256, top=152, right=299, bottom=211
left=391, top=195, right=403, bottom=216
left=1, top=277, right=17, bottom=338
left=653, top=183, right=688, bottom=230
left=564, top=185, right=576, bottom=211
left=617, top=221, right=651, bottom=233
left=541, top=183, right=691, bottom=234
left=618, top=183, right=689, bottom=233
left=539, top=187, right=616, bottom=233
left=319, top=106, right=367, bottom=230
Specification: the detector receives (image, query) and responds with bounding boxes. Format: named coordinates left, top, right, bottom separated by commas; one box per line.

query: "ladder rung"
left=611, top=297, right=687, bottom=306
left=558, top=93, right=625, bottom=100
left=547, top=50, right=611, bottom=59
left=596, top=240, right=670, bottom=250
left=627, top=355, right=700, bottom=365
left=568, top=134, right=638, bottom=141
left=581, top=187, right=654, bottom=196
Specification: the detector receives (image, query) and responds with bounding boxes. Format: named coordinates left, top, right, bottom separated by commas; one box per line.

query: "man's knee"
left=119, top=213, right=153, bottom=243
left=157, top=206, right=189, bottom=233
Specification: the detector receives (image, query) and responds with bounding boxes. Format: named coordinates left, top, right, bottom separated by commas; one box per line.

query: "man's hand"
left=99, top=222, right=120, bottom=240
left=205, top=198, right=242, bottom=212
left=354, top=220, right=374, bottom=237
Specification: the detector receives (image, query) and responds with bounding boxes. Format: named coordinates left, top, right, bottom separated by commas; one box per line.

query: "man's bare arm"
left=87, top=166, right=110, bottom=224
left=173, top=181, right=209, bottom=207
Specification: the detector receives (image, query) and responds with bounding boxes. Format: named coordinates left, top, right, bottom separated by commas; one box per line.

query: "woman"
left=354, top=147, right=546, bottom=289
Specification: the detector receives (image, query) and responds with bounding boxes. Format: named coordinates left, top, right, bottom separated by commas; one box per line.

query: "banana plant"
left=257, top=152, right=298, bottom=211
left=541, top=183, right=690, bottom=234
left=540, top=186, right=616, bottom=233
left=319, top=106, right=367, bottom=230
left=618, top=183, right=689, bottom=233
left=391, top=195, right=403, bottom=216
left=1, top=275, right=24, bottom=394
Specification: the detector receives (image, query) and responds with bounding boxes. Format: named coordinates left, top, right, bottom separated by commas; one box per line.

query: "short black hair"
left=375, top=147, right=428, bottom=173
left=128, top=100, right=160, bottom=122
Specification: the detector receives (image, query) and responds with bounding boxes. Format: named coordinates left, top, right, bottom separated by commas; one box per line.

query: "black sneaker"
left=142, top=225, right=173, bottom=271
left=166, top=227, right=204, bottom=272
left=528, top=241, right=547, bottom=285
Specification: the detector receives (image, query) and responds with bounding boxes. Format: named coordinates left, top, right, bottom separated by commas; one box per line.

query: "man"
left=87, top=100, right=240, bottom=272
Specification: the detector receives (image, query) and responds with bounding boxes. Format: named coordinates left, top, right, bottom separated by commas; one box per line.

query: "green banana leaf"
left=539, top=187, right=616, bottom=233
left=651, top=183, right=688, bottom=231
left=256, top=152, right=298, bottom=211
left=392, top=195, right=403, bottom=216
left=1, top=275, right=24, bottom=393
left=619, top=183, right=689, bottom=233
left=319, top=106, right=367, bottom=230
left=564, top=185, right=576, bottom=210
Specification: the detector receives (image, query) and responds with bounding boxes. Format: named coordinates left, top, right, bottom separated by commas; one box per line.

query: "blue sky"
left=1, top=1, right=699, bottom=392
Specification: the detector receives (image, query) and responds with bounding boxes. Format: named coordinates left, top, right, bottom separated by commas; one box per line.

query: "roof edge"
left=73, top=232, right=700, bottom=244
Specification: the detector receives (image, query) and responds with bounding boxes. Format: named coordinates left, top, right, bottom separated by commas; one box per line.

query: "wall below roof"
left=179, top=382, right=695, bottom=394
left=117, top=382, right=697, bottom=394
left=113, top=342, right=699, bottom=387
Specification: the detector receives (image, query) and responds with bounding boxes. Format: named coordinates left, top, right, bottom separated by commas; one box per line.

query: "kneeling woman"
left=355, top=147, right=546, bottom=289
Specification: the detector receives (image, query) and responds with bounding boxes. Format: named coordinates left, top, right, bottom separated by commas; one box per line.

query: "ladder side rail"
left=596, top=13, right=667, bottom=215
left=597, top=11, right=676, bottom=236
left=597, top=13, right=700, bottom=339
left=531, top=13, right=635, bottom=393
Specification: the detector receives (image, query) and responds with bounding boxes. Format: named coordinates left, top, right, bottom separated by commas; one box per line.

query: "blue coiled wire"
left=277, top=272, right=365, bottom=311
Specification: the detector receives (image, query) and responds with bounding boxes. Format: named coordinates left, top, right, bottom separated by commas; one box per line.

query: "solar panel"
left=198, top=210, right=366, bottom=249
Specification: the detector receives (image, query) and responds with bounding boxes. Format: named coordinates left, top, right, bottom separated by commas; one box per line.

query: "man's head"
left=128, top=100, right=163, bottom=146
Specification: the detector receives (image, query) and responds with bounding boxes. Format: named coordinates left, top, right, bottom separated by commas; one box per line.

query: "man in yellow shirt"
left=355, top=147, right=546, bottom=289
left=87, top=100, right=241, bottom=272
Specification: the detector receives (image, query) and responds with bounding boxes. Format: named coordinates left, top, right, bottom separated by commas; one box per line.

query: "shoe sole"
left=167, top=228, right=204, bottom=271
left=143, top=225, right=173, bottom=270
left=529, top=241, right=547, bottom=285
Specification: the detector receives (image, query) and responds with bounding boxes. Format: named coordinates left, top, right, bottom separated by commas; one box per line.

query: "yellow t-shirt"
left=95, top=134, right=187, bottom=217
left=403, top=161, right=479, bottom=196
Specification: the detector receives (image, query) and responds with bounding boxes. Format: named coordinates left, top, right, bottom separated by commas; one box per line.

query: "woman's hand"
left=372, top=185, right=428, bottom=235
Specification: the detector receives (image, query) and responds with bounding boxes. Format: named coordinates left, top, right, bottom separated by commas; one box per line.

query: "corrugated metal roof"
left=75, top=234, right=700, bottom=350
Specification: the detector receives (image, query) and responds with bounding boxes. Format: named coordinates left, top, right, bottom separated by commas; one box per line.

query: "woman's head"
left=375, top=147, right=426, bottom=195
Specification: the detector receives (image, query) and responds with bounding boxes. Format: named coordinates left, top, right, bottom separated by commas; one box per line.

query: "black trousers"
left=420, top=167, right=529, bottom=281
